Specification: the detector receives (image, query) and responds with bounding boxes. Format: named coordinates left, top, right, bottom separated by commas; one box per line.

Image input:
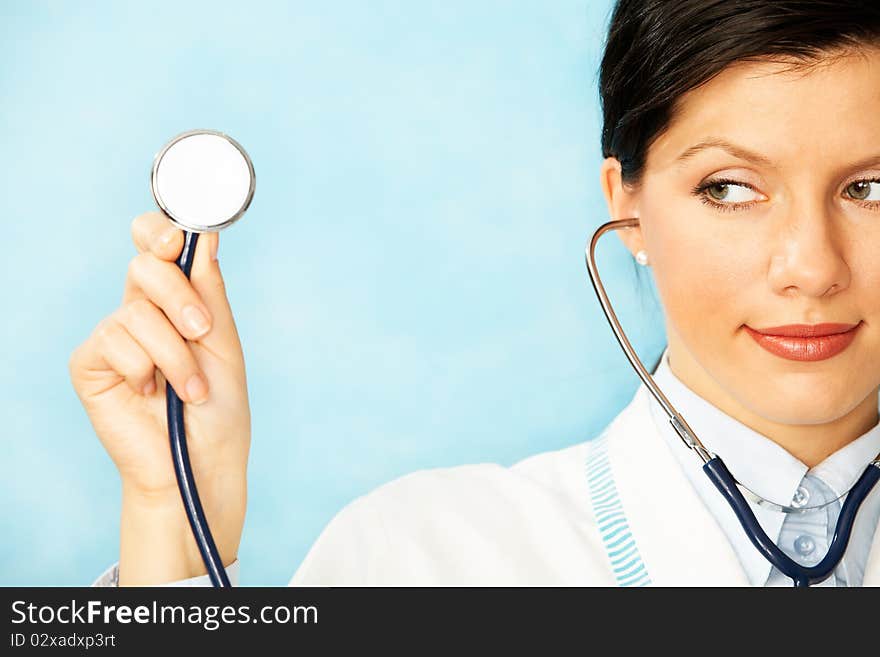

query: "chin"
left=742, top=381, right=862, bottom=426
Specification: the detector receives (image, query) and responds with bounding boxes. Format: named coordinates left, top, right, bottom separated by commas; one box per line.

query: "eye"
left=691, top=177, right=763, bottom=213
left=845, top=178, right=880, bottom=203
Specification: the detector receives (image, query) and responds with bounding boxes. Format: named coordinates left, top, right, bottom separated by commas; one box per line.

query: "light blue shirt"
left=650, top=347, right=880, bottom=586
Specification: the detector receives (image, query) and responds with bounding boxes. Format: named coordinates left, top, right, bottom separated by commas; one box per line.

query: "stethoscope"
left=586, top=218, right=880, bottom=587
left=147, top=131, right=880, bottom=587
left=149, top=128, right=256, bottom=587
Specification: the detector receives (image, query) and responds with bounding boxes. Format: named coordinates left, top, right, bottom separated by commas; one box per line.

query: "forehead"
left=645, top=47, right=880, bottom=171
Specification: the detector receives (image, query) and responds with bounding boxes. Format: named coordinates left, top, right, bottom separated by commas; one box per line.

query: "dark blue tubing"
left=703, top=457, right=880, bottom=587
left=167, top=230, right=230, bottom=588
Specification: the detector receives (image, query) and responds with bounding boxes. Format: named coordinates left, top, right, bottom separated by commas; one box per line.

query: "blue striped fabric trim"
left=586, top=433, right=652, bottom=587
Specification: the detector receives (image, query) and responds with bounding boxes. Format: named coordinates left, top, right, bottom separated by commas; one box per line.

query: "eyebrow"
left=675, top=137, right=775, bottom=167
left=675, top=137, right=880, bottom=174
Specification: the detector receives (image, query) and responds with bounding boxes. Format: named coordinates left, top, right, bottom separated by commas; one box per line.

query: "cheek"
left=645, top=219, right=754, bottom=345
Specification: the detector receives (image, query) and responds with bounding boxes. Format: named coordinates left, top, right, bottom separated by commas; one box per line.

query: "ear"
left=599, top=156, right=644, bottom=257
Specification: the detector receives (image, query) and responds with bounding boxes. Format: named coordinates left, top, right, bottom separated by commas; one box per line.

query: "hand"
left=69, top=211, right=250, bottom=583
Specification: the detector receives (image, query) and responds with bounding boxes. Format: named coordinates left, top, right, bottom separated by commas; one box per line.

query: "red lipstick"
left=743, top=322, right=861, bottom=362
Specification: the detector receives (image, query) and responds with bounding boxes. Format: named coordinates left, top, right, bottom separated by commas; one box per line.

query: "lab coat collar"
left=650, top=348, right=802, bottom=586
left=603, top=383, right=750, bottom=586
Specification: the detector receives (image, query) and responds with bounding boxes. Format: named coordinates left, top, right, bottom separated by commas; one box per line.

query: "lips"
left=744, top=321, right=862, bottom=362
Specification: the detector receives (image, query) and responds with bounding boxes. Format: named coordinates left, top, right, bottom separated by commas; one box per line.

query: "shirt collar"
left=647, top=345, right=880, bottom=585
left=810, top=428, right=880, bottom=497
left=652, top=347, right=805, bottom=500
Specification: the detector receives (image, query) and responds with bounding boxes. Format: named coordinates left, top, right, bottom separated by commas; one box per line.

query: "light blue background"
left=0, top=0, right=666, bottom=586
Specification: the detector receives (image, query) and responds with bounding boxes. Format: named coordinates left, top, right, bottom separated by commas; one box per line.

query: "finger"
left=130, top=211, right=184, bottom=260
left=183, top=230, right=240, bottom=358
left=126, top=220, right=236, bottom=359
left=115, top=298, right=210, bottom=404
left=91, top=317, right=157, bottom=396
left=122, top=252, right=214, bottom=342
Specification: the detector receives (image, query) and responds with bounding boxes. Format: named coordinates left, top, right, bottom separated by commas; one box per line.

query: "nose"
left=767, top=201, right=851, bottom=299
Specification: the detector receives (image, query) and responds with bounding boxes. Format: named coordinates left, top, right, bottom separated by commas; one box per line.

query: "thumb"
left=188, top=231, right=242, bottom=358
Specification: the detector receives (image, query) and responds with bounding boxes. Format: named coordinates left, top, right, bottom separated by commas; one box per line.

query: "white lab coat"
left=92, top=380, right=880, bottom=587
left=287, top=382, right=880, bottom=587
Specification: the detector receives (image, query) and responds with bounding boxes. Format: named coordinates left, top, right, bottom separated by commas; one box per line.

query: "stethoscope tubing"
left=704, top=457, right=880, bottom=586
left=168, top=230, right=230, bottom=588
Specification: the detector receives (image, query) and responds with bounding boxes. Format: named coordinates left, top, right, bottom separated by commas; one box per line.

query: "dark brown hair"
left=599, top=0, right=880, bottom=189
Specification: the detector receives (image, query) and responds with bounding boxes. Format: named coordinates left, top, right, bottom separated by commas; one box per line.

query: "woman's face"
left=603, top=47, right=880, bottom=432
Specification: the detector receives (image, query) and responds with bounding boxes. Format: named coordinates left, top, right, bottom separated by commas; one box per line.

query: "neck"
left=665, top=337, right=879, bottom=468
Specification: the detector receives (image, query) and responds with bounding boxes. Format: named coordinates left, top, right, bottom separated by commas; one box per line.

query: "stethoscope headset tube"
left=704, top=457, right=880, bottom=587
left=585, top=217, right=880, bottom=587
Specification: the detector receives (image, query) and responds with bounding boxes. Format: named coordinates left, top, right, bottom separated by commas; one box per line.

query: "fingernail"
left=211, top=236, right=219, bottom=261
left=182, top=305, right=210, bottom=337
left=186, top=373, right=208, bottom=404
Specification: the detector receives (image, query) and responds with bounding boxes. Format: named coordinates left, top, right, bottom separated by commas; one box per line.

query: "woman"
left=71, top=0, right=880, bottom=587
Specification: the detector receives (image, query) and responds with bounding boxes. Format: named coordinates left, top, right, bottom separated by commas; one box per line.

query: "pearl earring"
left=635, top=249, right=649, bottom=266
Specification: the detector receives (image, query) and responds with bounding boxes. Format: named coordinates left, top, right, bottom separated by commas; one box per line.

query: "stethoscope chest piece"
left=151, top=128, right=255, bottom=233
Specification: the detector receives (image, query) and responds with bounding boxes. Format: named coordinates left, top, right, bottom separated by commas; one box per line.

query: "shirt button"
left=794, top=535, right=816, bottom=557
left=791, top=485, right=811, bottom=508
